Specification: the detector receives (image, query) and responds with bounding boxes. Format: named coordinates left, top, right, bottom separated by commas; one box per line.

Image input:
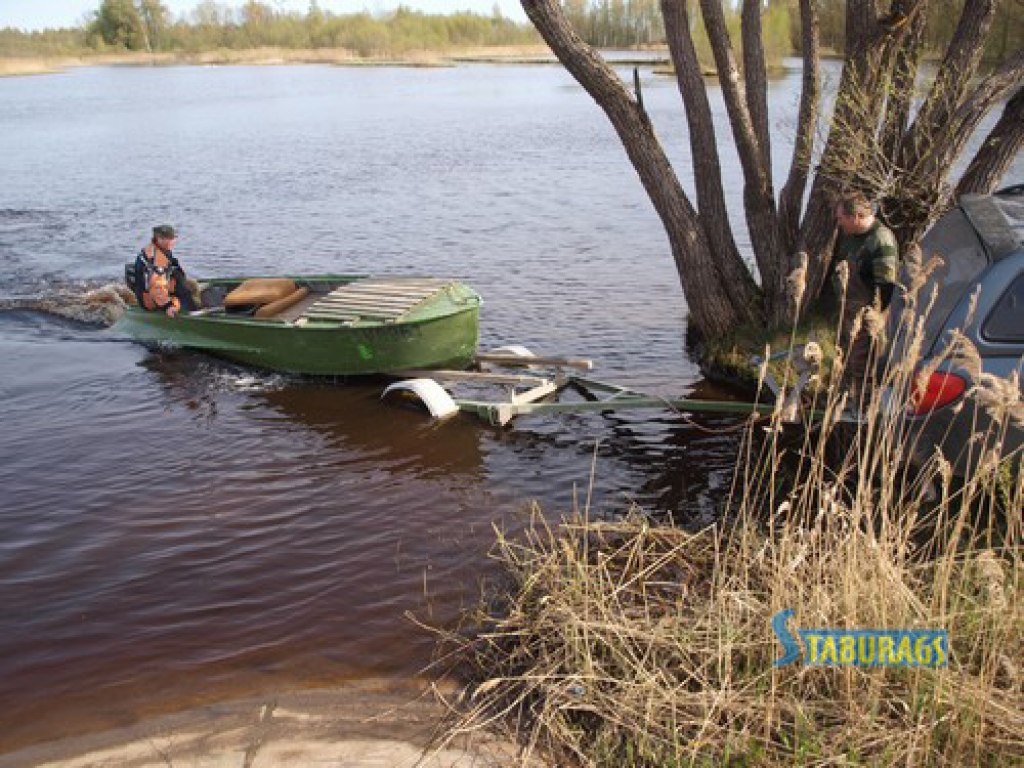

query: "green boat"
left=115, top=273, right=482, bottom=376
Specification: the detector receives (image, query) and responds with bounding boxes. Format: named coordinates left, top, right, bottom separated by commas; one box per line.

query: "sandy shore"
left=0, top=681, right=537, bottom=768
left=0, top=46, right=558, bottom=77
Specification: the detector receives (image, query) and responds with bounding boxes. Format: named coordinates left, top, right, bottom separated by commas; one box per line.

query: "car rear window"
left=982, top=271, right=1024, bottom=342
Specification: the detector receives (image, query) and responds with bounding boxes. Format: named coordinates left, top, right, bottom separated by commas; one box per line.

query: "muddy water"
left=1, top=60, right=1015, bottom=754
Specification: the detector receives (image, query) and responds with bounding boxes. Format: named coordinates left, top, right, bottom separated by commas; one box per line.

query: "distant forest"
left=2, top=0, right=1021, bottom=65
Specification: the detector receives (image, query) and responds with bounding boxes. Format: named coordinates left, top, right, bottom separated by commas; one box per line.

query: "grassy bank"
left=700, top=308, right=839, bottom=397
left=432, top=260, right=1022, bottom=766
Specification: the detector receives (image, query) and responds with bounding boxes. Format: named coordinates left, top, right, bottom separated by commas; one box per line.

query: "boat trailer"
left=384, top=345, right=826, bottom=427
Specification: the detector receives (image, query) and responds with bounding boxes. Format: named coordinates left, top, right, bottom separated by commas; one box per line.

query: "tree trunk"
left=660, top=0, right=763, bottom=310
left=521, top=0, right=761, bottom=336
left=778, top=0, right=820, bottom=260
left=698, top=0, right=787, bottom=323
left=742, top=0, right=771, bottom=171
left=956, top=87, right=1024, bottom=196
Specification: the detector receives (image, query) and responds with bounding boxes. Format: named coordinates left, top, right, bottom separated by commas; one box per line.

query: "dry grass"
left=426, top=259, right=1023, bottom=767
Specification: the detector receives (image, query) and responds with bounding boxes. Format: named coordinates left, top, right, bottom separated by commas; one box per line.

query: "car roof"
left=960, top=184, right=1024, bottom=262
left=889, top=184, right=1023, bottom=358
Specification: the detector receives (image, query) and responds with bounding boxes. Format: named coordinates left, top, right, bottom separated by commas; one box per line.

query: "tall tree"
left=88, top=0, right=147, bottom=50
left=521, top=0, right=1023, bottom=337
left=137, top=0, right=169, bottom=51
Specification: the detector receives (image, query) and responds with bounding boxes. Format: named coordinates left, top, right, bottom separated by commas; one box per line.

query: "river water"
left=0, top=59, right=1014, bottom=754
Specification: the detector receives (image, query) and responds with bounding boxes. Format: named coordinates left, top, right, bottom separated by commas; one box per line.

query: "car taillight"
left=910, top=371, right=967, bottom=415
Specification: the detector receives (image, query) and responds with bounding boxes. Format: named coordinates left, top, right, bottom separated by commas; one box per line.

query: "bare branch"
left=903, top=0, right=999, bottom=155
left=879, top=7, right=928, bottom=163
left=957, top=88, right=1024, bottom=196
left=951, top=47, right=1024, bottom=131
left=696, top=0, right=766, bottom=186
left=889, top=49, right=1024, bottom=241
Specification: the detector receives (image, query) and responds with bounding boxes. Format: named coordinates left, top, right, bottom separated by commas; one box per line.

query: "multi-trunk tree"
left=521, top=0, right=1024, bottom=338
left=88, top=0, right=169, bottom=51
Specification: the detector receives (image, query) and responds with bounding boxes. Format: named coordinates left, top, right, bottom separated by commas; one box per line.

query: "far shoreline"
left=0, top=45, right=565, bottom=77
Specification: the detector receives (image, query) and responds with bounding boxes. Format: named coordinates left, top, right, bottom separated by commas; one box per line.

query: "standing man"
left=134, top=224, right=196, bottom=316
left=832, top=191, right=899, bottom=398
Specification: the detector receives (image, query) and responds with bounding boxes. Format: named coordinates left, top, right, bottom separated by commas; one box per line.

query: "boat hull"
left=115, top=276, right=481, bottom=376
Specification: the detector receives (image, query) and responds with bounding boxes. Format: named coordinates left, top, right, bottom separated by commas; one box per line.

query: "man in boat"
left=134, top=224, right=196, bottom=316
left=831, top=191, right=899, bottom=400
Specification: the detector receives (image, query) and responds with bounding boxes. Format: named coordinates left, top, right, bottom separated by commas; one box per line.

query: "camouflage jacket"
left=834, top=220, right=899, bottom=309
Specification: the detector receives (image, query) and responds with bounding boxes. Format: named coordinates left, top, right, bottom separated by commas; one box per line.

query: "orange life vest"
left=139, top=243, right=181, bottom=313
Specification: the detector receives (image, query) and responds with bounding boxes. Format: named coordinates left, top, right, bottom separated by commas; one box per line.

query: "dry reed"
left=427, top=259, right=1022, bottom=767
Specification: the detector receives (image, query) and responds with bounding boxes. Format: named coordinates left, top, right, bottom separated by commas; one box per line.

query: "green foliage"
left=87, top=0, right=148, bottom=51
left=138, top=0, right=170, bottom=51
left=762, top=3, right=792, bottom=70
left=0, top=27, right=87, bottom=57
left=809, top=0, right=1024, bottom=63
left=2, top=2, right=539, bottom=58
left=702, top=309, right=839, bottom=394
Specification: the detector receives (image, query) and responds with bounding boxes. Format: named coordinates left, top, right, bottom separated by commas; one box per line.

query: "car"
left=886, top=184, right=1023, bottom=478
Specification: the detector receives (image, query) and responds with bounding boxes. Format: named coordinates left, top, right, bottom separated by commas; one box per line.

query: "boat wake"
left=0, top=283, right=136, bottom=327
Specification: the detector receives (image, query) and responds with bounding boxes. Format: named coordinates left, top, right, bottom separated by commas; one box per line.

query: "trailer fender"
left=382, top=378, right=460, bottom=420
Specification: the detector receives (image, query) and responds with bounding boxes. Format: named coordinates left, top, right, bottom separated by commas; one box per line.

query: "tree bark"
left=521, top=0, right=761, bottom=336
left=956, top=87, right=1024, bottom=196
left=742, top=0, right=771, bottom=171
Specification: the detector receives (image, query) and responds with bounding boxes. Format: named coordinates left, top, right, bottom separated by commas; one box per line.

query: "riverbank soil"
left=0, top=682, right=527, bottom=768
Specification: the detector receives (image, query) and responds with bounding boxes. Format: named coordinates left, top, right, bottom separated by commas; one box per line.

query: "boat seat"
left=224, top=278, right=297, bottom=308
left=272, top=292, right=323, bottom=323
left=254, top=287, right=310, bottom=319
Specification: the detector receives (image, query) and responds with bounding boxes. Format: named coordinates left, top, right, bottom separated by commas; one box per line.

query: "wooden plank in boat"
left=301, top=312, right=359, bottom=323
left=335, top=290, right=436, bottom=302
left=355, top=278, right=448, bottom=287
left=317, top=294, right=421, bottom=307
left=333, top=288, right=440, bottom=301
left=350, top=282, right=446, bottom=294
left=324, top=285, right=436, bottom=297
left=314, top=300, right=416, bottom=313
left=314, top=301, right=407, bottom=315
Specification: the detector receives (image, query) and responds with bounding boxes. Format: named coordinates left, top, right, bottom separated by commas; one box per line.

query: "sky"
left=0, top=1, right=529, bottom=31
